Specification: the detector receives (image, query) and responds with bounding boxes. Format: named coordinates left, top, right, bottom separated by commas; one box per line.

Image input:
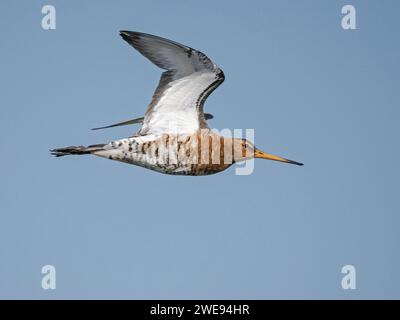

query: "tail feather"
left=50, top=144, right=105, bottom=157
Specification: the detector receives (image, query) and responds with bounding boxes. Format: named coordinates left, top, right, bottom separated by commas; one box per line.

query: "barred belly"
left=93, top=132, right=233, bottom=176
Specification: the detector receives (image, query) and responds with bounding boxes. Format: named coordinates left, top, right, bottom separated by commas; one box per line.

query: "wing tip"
left=204, top=113, right=214, bottom=120
left=120, top=30, right=133, bottom=35
left=119, top=30, right=143, bottom=43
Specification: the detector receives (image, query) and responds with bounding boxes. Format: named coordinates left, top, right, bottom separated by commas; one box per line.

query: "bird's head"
left=232, top=138, right=303, bottom=166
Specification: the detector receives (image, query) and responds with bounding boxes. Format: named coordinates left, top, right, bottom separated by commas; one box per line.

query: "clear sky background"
left=0, top=0, right=399, bottom=299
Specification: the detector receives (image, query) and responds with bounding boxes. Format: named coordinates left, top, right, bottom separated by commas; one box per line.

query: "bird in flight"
left=51, top=31, right=303, bottom=175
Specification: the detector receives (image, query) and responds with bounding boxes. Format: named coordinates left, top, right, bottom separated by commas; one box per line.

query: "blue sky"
left=0, top=0, right=399, bottom=299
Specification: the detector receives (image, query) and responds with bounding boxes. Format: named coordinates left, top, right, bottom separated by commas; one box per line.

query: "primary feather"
left=120, top=31, right=224, bottom=135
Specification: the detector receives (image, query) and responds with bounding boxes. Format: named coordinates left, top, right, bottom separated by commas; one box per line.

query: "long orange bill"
left=254, top=149, right=303, bottom=166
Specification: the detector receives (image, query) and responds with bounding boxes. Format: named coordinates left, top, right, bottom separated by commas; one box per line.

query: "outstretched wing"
left=91, top=113, right=214, bottom=131
left=120, top=31, right=224, bottom=135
